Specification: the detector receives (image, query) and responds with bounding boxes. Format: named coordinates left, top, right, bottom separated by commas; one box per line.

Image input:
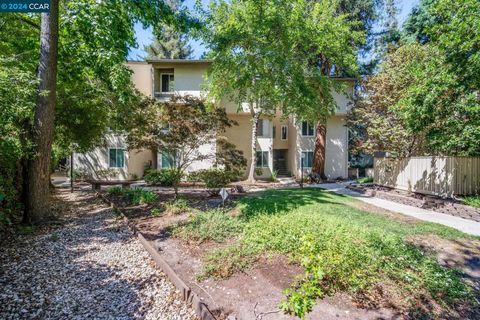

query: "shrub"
left=165, top=197, right=191, bottom=215
left=271, top=170, right=278, bottom=182
left=108, top=187, right=158, bottom=205
left=195, top=169, right=239, bottom=189
left=174, top=209, right=241, bottom=243
left=107, top=186, right=123, bottom=195
left=463, top=195, right=480, bottom=208
left=151, top=208, right=163, bottom=217
left=255, top=167, right=263, bottom=176
left=144, top=169, right=182, bottom=187
left=124, top=188, right=158, bottom=205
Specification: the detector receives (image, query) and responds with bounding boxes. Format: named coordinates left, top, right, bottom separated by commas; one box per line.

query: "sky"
left=127, top=0, right=420, bottom=60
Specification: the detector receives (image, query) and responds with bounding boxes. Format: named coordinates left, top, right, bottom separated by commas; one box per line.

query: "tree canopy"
left=349, top=0, right=480, bottom=157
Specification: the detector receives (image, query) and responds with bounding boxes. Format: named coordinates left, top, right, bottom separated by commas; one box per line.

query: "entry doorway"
left=273, top=149, right=288, bottom=176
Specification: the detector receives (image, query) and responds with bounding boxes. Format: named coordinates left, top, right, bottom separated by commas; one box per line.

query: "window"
left=256, top=151, right=269, bottom=167
left=281, top=125, right=288, bottom=140
left=256, top=119, right=264, bottom=136
left=161, top=73, right=174, bottom=93
left=301, top=121, right=315, bottom=136
left=109, top=148, right=125, bottom=168
left=161, top=151, right=176, bottom=168
left=301, top=151, right=314, bottom=168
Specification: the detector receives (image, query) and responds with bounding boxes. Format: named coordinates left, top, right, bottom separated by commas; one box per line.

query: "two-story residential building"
left=74, top=59, right=353, bottom=180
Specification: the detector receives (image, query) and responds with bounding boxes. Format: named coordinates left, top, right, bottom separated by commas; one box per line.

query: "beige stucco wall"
left=291, top=116, right=348, bottom=179
left=127, top=62, right=152, bottom=96
left=74, top=134, right=153, bottom=180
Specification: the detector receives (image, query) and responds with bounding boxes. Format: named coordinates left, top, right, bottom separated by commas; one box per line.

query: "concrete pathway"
left=315, top=183, right=480, bottom=237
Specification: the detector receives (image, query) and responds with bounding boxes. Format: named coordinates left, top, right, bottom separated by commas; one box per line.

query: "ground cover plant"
left=463, top=195, right=480, bottom=209
left=173, top=188, right=476, bottom=319
left=107, top=187, right=158, bottom=205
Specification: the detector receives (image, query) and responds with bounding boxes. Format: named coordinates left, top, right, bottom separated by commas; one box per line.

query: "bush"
left=194, top=169, right=240, bottom=189
left=107, top=187, right=158, bottom=205
left=144, top=169, right=182, bottom=187
left=165, top=197, right=191, bottom=215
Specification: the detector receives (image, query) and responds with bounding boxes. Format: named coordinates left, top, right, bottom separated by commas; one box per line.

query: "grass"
left=173, top=188, right=475, bottom=318
left=356, top=176, right=373, bottom=184
left=463, top=195, right=480, bottom=208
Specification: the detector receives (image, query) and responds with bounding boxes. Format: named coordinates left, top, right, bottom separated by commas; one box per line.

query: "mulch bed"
left=348, top=184, right=480, bottom=222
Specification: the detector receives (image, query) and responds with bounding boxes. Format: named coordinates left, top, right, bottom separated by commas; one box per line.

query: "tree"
left=25, top=0, right=59, bottom=223
left=204, top=0, right=362, bottom=183
left=126, top=95, right=245, bottom=195
left=0, top=0, right=199, bottom=224
left=144, top=0, right=193, bottom=59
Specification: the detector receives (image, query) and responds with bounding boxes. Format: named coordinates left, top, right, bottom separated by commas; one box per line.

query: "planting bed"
left=102, top=187, right=480, bottom=320
left=348, top=183, right=480, bottom=222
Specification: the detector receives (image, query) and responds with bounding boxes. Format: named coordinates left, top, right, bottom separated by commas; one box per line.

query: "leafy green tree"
left=0, top=0, right=198, bottom=223
left=126, top=95, right=245, bottom=195
left=204, top=0, right=362, bottom=182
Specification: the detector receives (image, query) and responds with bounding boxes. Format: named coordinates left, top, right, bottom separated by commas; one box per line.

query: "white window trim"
left=301, top=121, right=315, bottom=137
left=160, top=72, right=174, bottom=94
left=281, top=124, right=288, bottom=140
left=300, top=150, right=314, bottom=168
left=108, top=148, right=126, bottom=168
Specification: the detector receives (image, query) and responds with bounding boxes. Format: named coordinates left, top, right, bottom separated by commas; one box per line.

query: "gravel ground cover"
left=0, top=191, right=197, bottom=320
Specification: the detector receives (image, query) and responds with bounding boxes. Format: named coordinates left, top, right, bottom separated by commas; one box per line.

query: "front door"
left=273, top=149, right=288, bottom=175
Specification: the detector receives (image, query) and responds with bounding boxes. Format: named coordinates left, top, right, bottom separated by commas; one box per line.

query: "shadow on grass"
left=237, top=188, right=347, bottom=220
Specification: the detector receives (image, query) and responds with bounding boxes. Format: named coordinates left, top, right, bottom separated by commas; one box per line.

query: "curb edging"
left=96, top=192, right=216, bottom=320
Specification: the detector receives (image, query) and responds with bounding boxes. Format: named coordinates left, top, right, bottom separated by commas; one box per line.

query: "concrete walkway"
left=316, top=183, right=480, bottom=237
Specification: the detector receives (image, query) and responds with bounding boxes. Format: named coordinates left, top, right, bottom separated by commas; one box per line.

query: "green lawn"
left=174, top=188, right=475, bottom=318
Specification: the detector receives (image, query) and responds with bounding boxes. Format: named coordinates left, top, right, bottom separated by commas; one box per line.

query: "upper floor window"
left=301, top=121, right=315, bottom=136
left=109, top=148, right=125, bottom=168
left=161, top=73, right=174, bottom=93
left=281, top=125, right=288, bottom=140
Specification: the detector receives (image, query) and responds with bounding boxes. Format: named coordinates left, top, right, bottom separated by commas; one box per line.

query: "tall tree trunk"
left=312, top=55, right=331, bottom=180
left=312, top=121, right=327, bottom=179
left=24, top=0, right=59, bottom=224
left=247, top=104, right=259, bottom=183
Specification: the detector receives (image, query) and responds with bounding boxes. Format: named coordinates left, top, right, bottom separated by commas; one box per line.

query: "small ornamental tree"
left=126, top=95, right=245, bottom=195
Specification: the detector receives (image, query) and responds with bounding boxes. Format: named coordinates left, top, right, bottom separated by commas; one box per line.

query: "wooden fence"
left=374, top=156, right=480, bottom=196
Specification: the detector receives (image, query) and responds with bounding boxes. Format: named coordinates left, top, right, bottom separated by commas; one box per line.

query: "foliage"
left=107, top=187, right=158, bottom=205
left=144, top=0, right=193, bottom=59
left=174, top=188, right=474, bottom=318
left=356, top=176, right=373, bottom=184
left=151, top=207, right=163, bottom=217
left=144, top=169, right=182, bottom=187
left=203, top=0, right=364, bottom=181
left=174, top=209, right=241, bottom=244
left=194, top=169, right=239, bottom=189
left=271, top=170, right=278, bottom=182
left=126, top=95, right=242, bottom=194
left=0, top=0, right=199, bottom=224
left=350, top=0, right=480, bottom=157
left=165, top=197, right=191, bottom=215
left=254, top=168, right=263, bottom=177
left=463, top=196, right=480, bottom=209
